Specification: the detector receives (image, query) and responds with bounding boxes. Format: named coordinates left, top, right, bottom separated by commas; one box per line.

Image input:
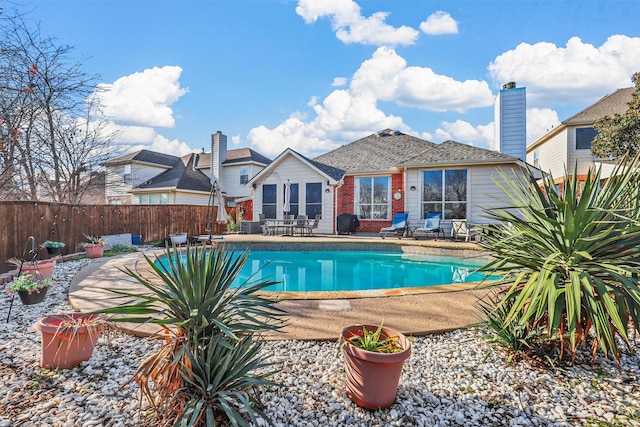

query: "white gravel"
left=1, top=258, right=639, bottom=426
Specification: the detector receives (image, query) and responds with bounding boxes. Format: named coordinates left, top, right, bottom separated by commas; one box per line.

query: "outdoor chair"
left=301, top=214, right=321, bottom=236
left=294, top=214, right=308, bottom=236
left=379, top=212, right=409, bottom=239
left=413, top=213, right=443, bottom=240
left=259, top=213, right=270, bottom=236
left=451, top=219, right=477, bottom=242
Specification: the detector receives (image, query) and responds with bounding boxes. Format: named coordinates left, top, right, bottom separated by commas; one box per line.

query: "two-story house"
left=104, top=131, right=271, bottom=206
left=526, top=87, right=634, bottom=191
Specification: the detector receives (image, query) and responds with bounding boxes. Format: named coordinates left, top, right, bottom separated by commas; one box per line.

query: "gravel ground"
left=1, top=258, right=639, bottom=427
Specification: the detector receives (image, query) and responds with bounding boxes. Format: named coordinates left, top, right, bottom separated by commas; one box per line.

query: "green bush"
left=478, top=153, right=640, bottom=363
left=97, top=244, right=284, bottom=426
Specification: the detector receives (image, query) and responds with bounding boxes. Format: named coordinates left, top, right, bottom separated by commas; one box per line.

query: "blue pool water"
left=159, top=250, right=491, bottom=293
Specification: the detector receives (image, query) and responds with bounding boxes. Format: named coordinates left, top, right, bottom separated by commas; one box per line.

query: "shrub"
left=478, top=153, right=640, bottom=363
left=97, top=244, right=284, bottom=426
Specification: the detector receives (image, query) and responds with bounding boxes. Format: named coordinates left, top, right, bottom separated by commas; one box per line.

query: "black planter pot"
left=17, top=287, right=48, bottom=305
left=46, top=246, right=62, bottom=255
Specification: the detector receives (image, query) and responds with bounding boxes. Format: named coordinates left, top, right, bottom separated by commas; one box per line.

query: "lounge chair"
left=451, top=219, right=477, bottom=242
left=413, top=213, right=443, bottom=240
left=379, top=212, right=409, bottom=239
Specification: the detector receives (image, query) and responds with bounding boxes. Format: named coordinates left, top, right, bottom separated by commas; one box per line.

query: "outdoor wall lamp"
left=325, top=188, right=330, bottom=193
left=410, top=185, right=416, bottom=191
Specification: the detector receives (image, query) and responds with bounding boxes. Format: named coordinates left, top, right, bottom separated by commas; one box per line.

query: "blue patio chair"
left=413, top=213, right=443, bottom=240
left=379, top=212, right=409, bottom=239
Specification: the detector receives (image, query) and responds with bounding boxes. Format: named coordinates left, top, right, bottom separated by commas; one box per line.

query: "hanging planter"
left=15, top=259, right=57, bottom=280
left=340, top=323, right=411, bottom=410
left=40, top=240, right=65, bottom=256
left=6, top=274, right=54, bottom=306
left=37, top=313, right=104, bottom=369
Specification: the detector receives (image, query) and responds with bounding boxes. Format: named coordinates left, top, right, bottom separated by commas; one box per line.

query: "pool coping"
left=135, top=240, right=494, bottom=300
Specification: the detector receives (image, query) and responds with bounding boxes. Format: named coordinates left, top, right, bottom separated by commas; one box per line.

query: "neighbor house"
left=104, top=131, right=271, bottom=206
left=526, top=87, right=634, bottom=190
left=249, top=129, right=537, bottom=235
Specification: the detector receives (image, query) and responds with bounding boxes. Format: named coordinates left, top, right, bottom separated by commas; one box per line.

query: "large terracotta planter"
left=37, top=313, right=103, bottom=369
left=341, top=324, right=411, bottom=410
left=84, top=243, right=104, bottom=259
left=19, top=259, right=56, bottom=279
left=18, top=287, right=48, bottom=305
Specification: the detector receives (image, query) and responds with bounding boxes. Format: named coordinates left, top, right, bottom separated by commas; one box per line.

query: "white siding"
left=567, top=127, right=599, bottom=176
left=406, top=164, right=529, bottom=234
left=221, top=163, right=265, bottom=198
left=534, top=129, right=569, bottom=179
left=253, top=154, right=335, bottom=234
left=105, top=163, right=171, bottom=200
left=495, top=87, right=526, bottom=159
left=174, top=191, right=210, bottom=206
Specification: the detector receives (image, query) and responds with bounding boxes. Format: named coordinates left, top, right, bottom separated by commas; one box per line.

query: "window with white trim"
left=421, top=169, right=467, bottom=219
left=355, top=176, right=390, bottom=219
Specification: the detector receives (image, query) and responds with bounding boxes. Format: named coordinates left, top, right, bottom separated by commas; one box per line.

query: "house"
left=104, top=131, right=271, bottom=206
left=247, top=148, right=345, bottom=234
left=526, top=87, right=634, bottom=190
left=250, top=129, right=536, bottom=235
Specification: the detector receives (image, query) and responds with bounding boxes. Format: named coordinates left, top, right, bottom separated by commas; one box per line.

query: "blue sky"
left=13, top=0, right=640, bottom=159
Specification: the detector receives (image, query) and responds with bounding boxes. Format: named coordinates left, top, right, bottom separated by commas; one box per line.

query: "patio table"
left=265, top=218, right=309, bottom=236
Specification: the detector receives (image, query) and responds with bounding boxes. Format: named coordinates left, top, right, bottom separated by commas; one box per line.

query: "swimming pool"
left=156, top=248, right=493, bottom=297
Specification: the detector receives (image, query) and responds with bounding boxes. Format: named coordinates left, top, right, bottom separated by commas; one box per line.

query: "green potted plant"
left=6, top=273, right=54, bottom=305
left=40, top=240, right=65, bottom=256
left=82, top=234, right=105, bottom=258
left=36, top=312, right=105, bottom=369
left=340, top=322, right=411, bottom=410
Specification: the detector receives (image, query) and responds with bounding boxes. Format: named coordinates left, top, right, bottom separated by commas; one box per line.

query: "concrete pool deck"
left=68, top=233, right=494, bottom=341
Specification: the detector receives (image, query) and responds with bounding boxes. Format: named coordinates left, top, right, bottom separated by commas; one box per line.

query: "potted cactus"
left=340, top=322, right=411, bottom=410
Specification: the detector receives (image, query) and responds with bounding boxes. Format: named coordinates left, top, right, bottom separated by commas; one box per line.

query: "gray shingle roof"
left=400, top=140, right=520, bottom=167
left=563, top=87, right=633, bottom=125
left=223, top=148, right=272, bottom=165
left=314, top=129, right=518, bottom=171
left=314, top=129, right=436, bottom=173
left=136, top=154, right=211, bottom=192
left=105, top=149, right=178, bottom=167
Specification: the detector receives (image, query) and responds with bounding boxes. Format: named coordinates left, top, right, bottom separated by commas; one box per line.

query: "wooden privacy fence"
left=0, top=201, right=236, bottom=274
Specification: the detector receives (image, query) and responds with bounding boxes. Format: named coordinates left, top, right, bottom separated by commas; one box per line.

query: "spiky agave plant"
left=98, top=244, right=285, bottom=426
left=478, top=153, right=640, bottom=363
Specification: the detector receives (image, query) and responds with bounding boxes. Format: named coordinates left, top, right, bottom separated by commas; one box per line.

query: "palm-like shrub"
left=98, top=244, right=284, bottom=426
left=478, top=153, right=640, bottom=363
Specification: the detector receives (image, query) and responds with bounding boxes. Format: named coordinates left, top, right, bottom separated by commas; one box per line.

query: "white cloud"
left=332, top=77, right=347, bottom=87
left=526, top=108, right=560, bottom=145
left=419, top=11, right=458, bottom=35
left=488, top=36, right=640, bottom=106
left=296, top=0, right=419, bottom=46
left=247, top=47, right=495, bottom=156
left=94, top=65, right=188, bottom=127
left=128, top=134, right=193, bottom=157
left=435, top=120, right=494, bottom=149
left=353, top=47, right=494, bottom=112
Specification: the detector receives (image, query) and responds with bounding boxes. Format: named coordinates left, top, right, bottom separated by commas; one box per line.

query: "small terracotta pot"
left=37, top=313, right=103, bottom=369
left=84, top=244, right=104, bottom=259
left=341, top=324, right=411, bottom=410
left=19, top=259, right=56, bottom=280
left=17, top=287, right=48, bottom=305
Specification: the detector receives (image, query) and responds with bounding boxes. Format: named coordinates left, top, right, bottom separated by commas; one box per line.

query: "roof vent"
left=503, top=82, right=516, bottom=90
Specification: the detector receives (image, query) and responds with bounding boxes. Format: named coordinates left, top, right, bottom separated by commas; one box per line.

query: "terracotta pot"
left=19, top=259, right=56, bottom=279
left=37, top=313, right=103, bottom=369
left=17, top=287, right=48, bottom=305
left=84, top=244, right=104, bottom=259
left=341, top=324, right=411, bottom=410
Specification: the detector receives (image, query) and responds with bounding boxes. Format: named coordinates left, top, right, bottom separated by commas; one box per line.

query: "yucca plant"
left=97, top=244, right=285, bottom=426
left=478, top=153, right=640, bottom=363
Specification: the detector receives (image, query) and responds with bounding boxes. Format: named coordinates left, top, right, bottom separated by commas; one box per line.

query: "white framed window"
left=123, top=164, right=132, bottom=184
left=355, top=176, right=390, bottom=219
left=240, top=166, right=249, bottom=185
left=421, top=169, right=468, bottom=219
left=139, top=194, right=148, bottom=204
